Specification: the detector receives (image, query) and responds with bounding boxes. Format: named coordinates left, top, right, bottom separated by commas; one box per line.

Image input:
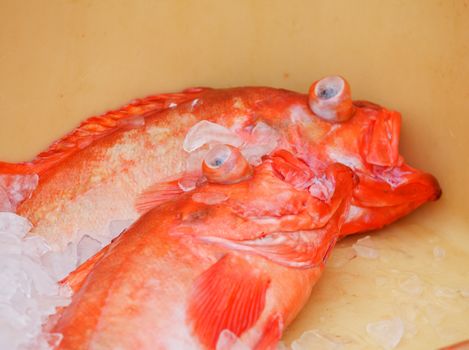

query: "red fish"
left=0, top=76, right=440, bottom=250
left=50, top=148, right=358, bottom=349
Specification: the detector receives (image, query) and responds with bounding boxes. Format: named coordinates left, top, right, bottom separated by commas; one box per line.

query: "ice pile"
left=0, top=212, right=72, bottom=350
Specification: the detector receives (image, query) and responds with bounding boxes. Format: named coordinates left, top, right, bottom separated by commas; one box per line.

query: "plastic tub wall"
left=0, top=1, right=468, bottom=349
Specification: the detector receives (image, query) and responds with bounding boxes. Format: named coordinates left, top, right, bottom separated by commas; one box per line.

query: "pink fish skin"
left=51, top=151, right=357, bottom=350
left=0, top=76, right=440, bottom=249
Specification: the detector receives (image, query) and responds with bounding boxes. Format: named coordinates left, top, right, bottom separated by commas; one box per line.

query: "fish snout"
left=354, top=166, right=442, bottom=208
left=418, top=172, right=442, bottom=201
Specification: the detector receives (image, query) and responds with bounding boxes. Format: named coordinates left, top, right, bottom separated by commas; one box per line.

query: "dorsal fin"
left=7, top=87, right=211, bottom=175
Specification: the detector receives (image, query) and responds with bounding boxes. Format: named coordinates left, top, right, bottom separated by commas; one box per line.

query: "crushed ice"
left=77, top=235, right=102, bottom=265
left=216, top=329, right=251, bottom=350
left=240, top=122, right=279, bottom=166
left=366, top=317, right=404, bottom=350
left=183, top=121, right=280, bottom=174
left=399, top=274, right=423, bottom=296
left=291, top=329, right=344, bottom=350
left=0, top=212, right=72, bottom=350
left=183, top=120, right=243, bottom=153
left=0, top=174, right=39, bottom=211
left=352, top=235, right=379, bottom=259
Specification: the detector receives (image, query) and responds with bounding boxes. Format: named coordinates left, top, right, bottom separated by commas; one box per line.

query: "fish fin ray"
left=365, top=110, right=401, bottom=166
left=21, top=88, right=211, bottom=174
left=60, top=246, right=109, bottom=293
left=135, top=180, right=184, bottom=214
left=187, top=254, right=270, bottom=349
left=271, top=150, right=313, bottom=189
left=254, top=314, right=284, bottom=350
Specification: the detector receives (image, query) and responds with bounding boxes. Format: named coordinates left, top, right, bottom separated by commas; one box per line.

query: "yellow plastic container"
left=1, top=1, right=467, bottom=349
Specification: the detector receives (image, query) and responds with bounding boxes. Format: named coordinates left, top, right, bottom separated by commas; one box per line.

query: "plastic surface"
left=0, top=1, right=468, bottom=349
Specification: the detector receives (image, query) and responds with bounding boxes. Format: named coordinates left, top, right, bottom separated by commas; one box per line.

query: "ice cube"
left=0, top=184, right=13, bottom=212
left=291, top=330, right=344, bottom=350
left=216, top=329, right=250, bottom=350
left=366, top=317, right=404, bottom=350
left=77, top=235, right=102, bottom=265
left=0, top=233, right=22, bottom=254
left=352, top=236, right=379, bottom=259
left=327, top=247, right=356, bottom=268
left=0, top=212, right=32, bottom=236
left=399, top=275, right=423, bottom=296
left=240, top=122, right=279, bottom=165
left=183, top=120, right=242, bottom=153
left=0, top=174, right=38, bottom=210
left=108, top=219, right=134, bottom=238
left=178, top=176, right=198, bottom=192
left=22, top=236, right=50, bottom=257
left=41, top=243, right=77, bottom=281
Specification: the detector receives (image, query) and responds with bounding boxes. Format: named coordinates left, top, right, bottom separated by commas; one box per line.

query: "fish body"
left=51, top=151, right=357, bottom=350
left=0, top=77, right=441, bottom=250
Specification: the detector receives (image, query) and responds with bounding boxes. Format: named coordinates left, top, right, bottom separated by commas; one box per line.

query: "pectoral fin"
left=187, top=254, right=270, bottom=349
left=135, top=180, right=184, bottom=214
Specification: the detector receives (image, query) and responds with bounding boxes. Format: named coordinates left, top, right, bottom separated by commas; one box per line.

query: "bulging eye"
left=202, top=144, right=253, bottom=184
left=308, top=76, right=355, bottom=123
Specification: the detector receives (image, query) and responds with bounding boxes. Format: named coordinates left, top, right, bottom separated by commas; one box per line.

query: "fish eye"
left=204, top=145, right=231, bottom=169
left=202, top=144, right=253, bottom=184
left=308, top=75, right=355, bottom=123
left=315, top=76, right=344, bottom=100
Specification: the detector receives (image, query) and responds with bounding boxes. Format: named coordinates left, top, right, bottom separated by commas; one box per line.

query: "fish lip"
left=352, top=170, right=442, bottom=208
left=408, top=172, right=442, bottom=203
left=427, top=173, right=442, bottom=201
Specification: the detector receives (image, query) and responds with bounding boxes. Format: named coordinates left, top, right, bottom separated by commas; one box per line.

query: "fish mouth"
left=353, top=169, right=442, bottom=208
left=353, top=165, right=442, bottom=211
left=340, top=165, right=441, bottom=236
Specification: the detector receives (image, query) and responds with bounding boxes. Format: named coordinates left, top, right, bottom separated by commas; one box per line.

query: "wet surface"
left=1, top=1, right=468, bottom=349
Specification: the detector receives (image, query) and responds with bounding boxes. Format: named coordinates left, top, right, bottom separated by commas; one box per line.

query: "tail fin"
left=0, top=162, right=38, bottom=211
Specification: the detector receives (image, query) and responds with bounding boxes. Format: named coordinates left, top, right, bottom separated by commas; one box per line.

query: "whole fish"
left=50, top=148, right=358, bottom=350
left=0, top=76, right=441, bottom=250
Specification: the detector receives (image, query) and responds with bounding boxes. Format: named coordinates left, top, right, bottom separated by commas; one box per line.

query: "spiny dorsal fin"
left=15, top=87, right=211, bottom=174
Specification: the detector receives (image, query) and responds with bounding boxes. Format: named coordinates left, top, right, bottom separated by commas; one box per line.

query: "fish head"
left=302, top=75, right=441, bottom=235
left=165, top=146, right=356, bottom=247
